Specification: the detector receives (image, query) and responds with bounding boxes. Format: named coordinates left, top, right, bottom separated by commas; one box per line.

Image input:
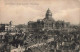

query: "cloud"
left=0, top=6, right=41, bottom=24
left=0, top=0, right=80, bottom=25
left=53, top=8, right=80, bottom=24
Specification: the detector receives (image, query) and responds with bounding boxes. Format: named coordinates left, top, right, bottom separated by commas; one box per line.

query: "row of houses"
left=0, top=21, right=15, bottom=32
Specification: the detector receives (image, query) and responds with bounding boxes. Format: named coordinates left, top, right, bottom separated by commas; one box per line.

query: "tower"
left=42, top=8, right=55, bottom=30
left=9, top=21, right=12, bottom=32
left=45, top=8, right=53, bottom=20
left=9, top=21, right=12, bottom=26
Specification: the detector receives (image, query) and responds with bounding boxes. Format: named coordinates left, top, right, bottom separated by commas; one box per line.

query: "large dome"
left=46, top=8, right=52, bottom=16
left=43, top=8, right=55, bottom=22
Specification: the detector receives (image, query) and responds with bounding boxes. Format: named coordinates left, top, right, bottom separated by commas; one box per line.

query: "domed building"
left=28, top=9, right=70, bottom=32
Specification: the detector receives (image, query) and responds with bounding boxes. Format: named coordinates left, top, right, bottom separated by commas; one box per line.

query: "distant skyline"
left=0, top=0, right=80, bottom=25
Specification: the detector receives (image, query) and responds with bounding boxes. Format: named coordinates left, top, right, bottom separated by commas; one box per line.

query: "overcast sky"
left=0, top=0, right=80, bottom=25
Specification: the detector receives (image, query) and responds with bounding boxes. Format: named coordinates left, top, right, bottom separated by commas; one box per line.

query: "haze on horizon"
left=0, top=0, right=80, bottom=25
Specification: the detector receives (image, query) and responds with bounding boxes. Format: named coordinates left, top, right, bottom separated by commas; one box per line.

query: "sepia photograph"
left=0, top=0, right=80, bottom=52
